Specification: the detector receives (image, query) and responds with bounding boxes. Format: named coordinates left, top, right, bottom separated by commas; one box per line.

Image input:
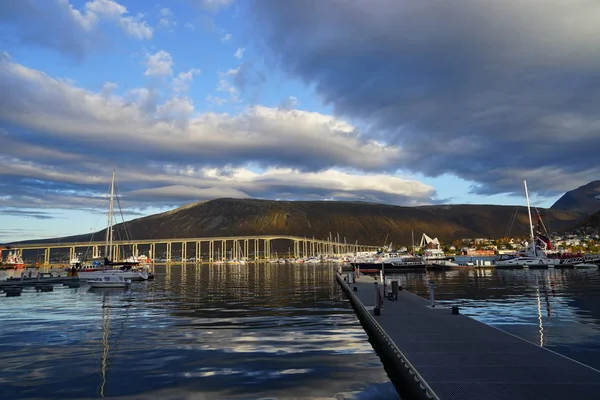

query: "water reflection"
left=386, top=268, right=600, bottom=369
left=0, top=264, right=397, bottom=399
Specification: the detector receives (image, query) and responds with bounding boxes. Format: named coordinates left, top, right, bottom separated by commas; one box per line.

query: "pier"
left=337, top=273, right=600, bottom=400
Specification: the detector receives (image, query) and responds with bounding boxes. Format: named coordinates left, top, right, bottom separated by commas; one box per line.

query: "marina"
left=337, top=270, right=600, bottom=399
left=1, top=264, right=600, bottom=398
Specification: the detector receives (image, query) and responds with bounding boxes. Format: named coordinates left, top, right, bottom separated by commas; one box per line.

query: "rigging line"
left=534, top=207, right=550, bottom=236
left=84, top=183, right=112, bottom=260
left=113, top=179, right=134, bottom=255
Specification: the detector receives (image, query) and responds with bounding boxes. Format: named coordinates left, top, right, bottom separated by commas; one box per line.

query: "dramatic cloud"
left=0, top=0, right=152, bottom=58
left=0, top=56, right=434, bottom=213
left=249, top=0, right=600, bottom=198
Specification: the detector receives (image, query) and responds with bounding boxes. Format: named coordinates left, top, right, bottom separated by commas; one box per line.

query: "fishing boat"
left=1, top=251, right=26, bottom=269
left=87, top=275, right=131, bottom=289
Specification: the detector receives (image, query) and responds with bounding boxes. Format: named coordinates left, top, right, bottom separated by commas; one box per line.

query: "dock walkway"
left=337, top=273, right=600, bottom=400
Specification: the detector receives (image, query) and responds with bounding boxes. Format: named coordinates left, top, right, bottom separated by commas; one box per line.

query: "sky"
left=1, top=0, right=599, bottom=242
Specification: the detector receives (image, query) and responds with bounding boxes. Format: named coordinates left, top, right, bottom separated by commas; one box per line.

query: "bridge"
left=1, top=235, right=380, bottom=265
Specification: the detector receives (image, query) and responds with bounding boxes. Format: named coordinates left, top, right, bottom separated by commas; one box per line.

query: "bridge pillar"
left=182, top=242, right=187, bottom=262
left=221, top=240, right=226, bottom=261
left=132, top=244, right=138, bottom=257
left=254, top=239, right=259, bottom=260
left=44, top=248, right=50, bottom=265
left=69, top=247, right=75, bottom=263
left=166, top=242, right=172, bottom=262
left=195, top=241, right=200, bottom=262
left=209, top=240, right=214, bottom=262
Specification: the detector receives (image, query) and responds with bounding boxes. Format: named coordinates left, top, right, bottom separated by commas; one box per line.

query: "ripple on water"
left=0, top=264, right=398, bottom=400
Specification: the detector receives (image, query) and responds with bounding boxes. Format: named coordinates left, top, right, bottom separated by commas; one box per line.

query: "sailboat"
left=78, top=171, right=148, bottom=281
left=494, top=181, right=562, bottom=269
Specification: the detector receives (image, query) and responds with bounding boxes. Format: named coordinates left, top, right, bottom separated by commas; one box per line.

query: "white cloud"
left=0, top=57, right=436, bottom=213
left=184, top=22, right=195, bottom=31
left=199, top=0, right=235, bottom=12
left=173, top=68, right=201, bottom=93
left=206, top=95, right=227, bottom=106
left=158, top=7, right=176, bottom=30
left=0, top=0, right=152, bottom=58
left=81, top=0, right=153, bottom=39
left=279, top=96, right=298, bottom=110
left=221, top=33, right=232, bottom=41
left=144, top=50, right=173, bottom=77
left=234, top=47, right=245, bottom=59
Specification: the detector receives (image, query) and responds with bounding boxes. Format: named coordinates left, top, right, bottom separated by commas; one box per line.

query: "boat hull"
left=78, top=270, right=148, bottom=281
left=88, top=282, right=130, bottom=288
left=351, top=262, right=426, bottom=273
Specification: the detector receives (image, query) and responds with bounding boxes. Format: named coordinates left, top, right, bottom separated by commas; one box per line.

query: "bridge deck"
left=338, top=274, right=600, bottom=400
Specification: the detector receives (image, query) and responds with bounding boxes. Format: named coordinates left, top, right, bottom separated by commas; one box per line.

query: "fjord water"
left=388, top=267, right=600, bottom=370
left=0, top=264, right=397, bottom=400
left=2, top=266, right=600, bottom=399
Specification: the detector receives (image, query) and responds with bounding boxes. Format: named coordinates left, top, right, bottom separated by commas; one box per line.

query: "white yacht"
left=494, top=181, right=562, bottom=269
left=88, top=275, right=131, bottom=289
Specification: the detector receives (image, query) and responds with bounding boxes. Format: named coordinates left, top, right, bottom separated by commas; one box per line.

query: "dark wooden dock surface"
left=337, top=273, right=600, bottom=400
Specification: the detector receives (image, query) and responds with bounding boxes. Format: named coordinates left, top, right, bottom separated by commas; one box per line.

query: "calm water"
left=0, top=264, right=397, bottom=400
left=2, top=265, right=600, bottom=399
left=387, top=267, right=600, bottom=369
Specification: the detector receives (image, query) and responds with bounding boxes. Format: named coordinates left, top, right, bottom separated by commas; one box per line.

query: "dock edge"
left=336, top=273, right=440, bottom=400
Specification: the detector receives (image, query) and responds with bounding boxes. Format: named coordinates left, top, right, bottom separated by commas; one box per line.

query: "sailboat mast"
left=106, top=171, right=116, bottom=260
left=523, top=180, right=536, bottom=255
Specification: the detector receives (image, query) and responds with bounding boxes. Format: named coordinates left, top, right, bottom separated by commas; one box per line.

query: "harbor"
left=337, top=269, right=600, bottom=399
left=1, top=264, right=600, bottom=399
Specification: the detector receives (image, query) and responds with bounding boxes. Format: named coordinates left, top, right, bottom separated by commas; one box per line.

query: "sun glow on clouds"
left=0, top=52, right=434, bottom=226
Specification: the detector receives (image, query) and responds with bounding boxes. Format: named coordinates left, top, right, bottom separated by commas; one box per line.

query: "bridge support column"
left=166, top=242, right=172, bottom=263
left=132, top=244, right=138, bottom=257
left=254, top=239, right=259, bottom=261
left=44, top=248, right=50, bottom=265
left=69, top=247, right=75, bottom=263
left=182, top=242, right=187, bottom=262
left=209, top=240, right=214, bottom=262
left=195, top=241, right=201, bottom=262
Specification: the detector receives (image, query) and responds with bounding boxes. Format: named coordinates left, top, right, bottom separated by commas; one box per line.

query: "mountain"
left=12, top=198, right=585, bottom=247
left=577, top=211, right=600, bottom=230
left=551, top=181, right=600, bottom=215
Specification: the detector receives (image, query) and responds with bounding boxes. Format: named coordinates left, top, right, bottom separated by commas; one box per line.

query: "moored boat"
left=87, top=275, right=131, bottom=288
left=1, top=251, right=26, bottom=270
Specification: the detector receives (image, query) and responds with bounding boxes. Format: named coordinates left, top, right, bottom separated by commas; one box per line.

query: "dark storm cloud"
left=248, top=0, right=600, bottom=198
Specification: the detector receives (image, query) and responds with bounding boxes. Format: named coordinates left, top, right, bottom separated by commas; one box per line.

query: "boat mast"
left=523, top=180, right=536, bottom=256
left=105, top=171, right=116, bottom=261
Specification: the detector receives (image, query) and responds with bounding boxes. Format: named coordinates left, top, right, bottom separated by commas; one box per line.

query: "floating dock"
left=0, top=276, right=79, bottom=289
left=337, top=273, right=600, bottom=400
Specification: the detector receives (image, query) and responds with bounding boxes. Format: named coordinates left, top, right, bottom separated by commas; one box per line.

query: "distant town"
left=428, top=228, right=600, bottom=256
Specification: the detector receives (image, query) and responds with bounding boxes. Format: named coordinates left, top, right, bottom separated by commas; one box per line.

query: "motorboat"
left=87, top=275, right=131, bottom=288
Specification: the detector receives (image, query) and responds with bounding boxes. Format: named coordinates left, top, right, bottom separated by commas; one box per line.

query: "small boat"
left=574, top=263, right=598, bottom=269
left=87, top=275, right=131, bottom=288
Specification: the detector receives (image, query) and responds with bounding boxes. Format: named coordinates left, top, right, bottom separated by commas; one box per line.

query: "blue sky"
left=1, top=0, right=599, bottom=242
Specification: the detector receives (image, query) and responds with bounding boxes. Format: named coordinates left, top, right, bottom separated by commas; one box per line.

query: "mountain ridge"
left=551, top=181, right=600, bottom=215
left=8, top=198, right=586, bottom=247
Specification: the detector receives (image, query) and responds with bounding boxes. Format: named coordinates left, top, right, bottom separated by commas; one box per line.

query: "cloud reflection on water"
left=0, top=264, right=398, bottom=399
